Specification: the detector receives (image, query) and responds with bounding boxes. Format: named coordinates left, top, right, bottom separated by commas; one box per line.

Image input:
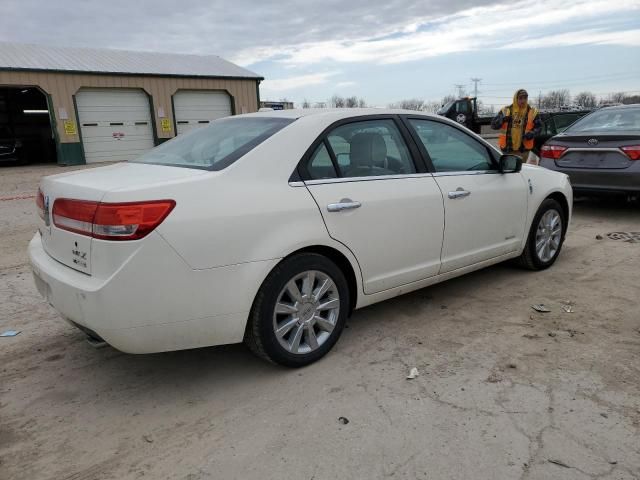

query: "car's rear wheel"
left=245, top=253, right=349, bottom=367
left=517, top=198, right=566, bottom=270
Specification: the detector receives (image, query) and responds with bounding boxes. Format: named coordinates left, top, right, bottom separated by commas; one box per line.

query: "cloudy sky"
left=1, top=0, right=639, bottom=107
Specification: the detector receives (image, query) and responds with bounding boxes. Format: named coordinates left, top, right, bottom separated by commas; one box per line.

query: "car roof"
left=597, top=103, right=640, bottom=111
left=238, top=108, right=441, bottom=121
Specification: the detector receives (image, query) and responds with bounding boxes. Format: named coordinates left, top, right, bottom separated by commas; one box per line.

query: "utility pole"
left=470, top=78, right=481, bottom=98
left=454, top=84, right=465, bottom=98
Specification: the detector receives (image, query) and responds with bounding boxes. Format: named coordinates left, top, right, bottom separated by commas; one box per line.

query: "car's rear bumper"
left=539, top=159, right=640, bottom=193
left=29, top=232, right=278, bottom=353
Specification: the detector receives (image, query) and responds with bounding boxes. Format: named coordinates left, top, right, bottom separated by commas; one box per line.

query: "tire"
left=517, top=198, right=566, bottom=270
left=244, top=253, right=350, bottom=367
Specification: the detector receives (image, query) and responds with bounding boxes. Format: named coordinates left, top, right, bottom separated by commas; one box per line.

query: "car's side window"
left=541, top=117, right=555, bottom=136
left=307, top=142, right=338, bottom=180
left=456, top=101, right=470, bottom=114
left=553, top=114, right=580, bottom=133
left=324, top=119, right=415, bottom=178
left=408, top=119, right=496, bottom=172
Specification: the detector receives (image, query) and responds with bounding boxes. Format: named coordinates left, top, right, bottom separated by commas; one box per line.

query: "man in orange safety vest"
left=491, top=89, right=542, bottom=162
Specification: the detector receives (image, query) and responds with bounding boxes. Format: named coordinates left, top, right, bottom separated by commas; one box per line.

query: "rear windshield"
left=132, top=116, right=294, bottom=170
left=566, top=108, right=640, bottom=133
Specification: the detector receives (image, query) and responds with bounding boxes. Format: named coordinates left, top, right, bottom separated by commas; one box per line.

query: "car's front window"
left=567, top=109, right=640, bottom=133
left=408, top=119, right=495, bottom=172
left=132, top=116, right=294, bottom=170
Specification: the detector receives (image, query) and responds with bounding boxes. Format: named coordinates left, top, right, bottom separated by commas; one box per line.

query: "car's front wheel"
left=517, top=198, right=566, bottom=270
left=245, top=253, right=350, bottom=367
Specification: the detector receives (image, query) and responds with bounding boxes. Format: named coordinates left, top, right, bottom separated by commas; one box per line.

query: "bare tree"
left=441, top=94, right=457, bottom=106
left=609, top=92, right=628, bottom=104
left=330, top=94, right=345, bottom=108
left=622, top=94, right=640, bottom=105
left=477, top=99, right=495, bottom=115
left=358, top=98, right=366, bottom=108
left=388, top=99, right=425, bottom=110
left=541, top=89, right=571, bottom=110
left=301, top=99, right=310, bottom=109
left=422, top=101, right=442, bottom=113
left=574, top=91, right=597, bottom=109
left=345, top=96, right=359, bottom=108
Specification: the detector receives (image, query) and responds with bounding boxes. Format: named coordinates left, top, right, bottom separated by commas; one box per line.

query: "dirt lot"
left=1, top=164, right=639, bottom=480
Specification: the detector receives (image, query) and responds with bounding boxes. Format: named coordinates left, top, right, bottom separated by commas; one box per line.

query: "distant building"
left=260, top=101, right=294, bottom=110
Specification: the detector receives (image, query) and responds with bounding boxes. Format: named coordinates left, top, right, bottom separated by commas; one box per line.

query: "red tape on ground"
left=0, top=194, right=36, bottom=202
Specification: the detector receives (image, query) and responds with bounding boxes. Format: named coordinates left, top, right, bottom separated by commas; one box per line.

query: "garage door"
left=173, top=91, right=232, bottom=134
left=76, top=89, right=155, bottom=163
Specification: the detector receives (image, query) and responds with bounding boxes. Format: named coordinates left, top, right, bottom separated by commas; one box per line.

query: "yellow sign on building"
left=63, top=120, right=77, bottom=136
left=161, top=118, right=172, bottom=133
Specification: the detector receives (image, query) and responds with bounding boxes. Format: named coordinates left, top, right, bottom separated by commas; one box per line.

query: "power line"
left=481, top=70, right=640, bottom=88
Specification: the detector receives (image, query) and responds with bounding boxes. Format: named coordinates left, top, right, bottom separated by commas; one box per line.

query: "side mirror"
left=499, top=154, right=522, bottom=173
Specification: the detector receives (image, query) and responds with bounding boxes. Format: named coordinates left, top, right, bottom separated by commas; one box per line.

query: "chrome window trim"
left=301, top=173, right=434, bottom=186
left=294, top=170, right=503, bottom=186
left=432, top=170, right=500, bottom=177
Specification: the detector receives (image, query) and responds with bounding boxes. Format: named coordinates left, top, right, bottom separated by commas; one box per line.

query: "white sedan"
left=30, top=109, right=572, bottom=367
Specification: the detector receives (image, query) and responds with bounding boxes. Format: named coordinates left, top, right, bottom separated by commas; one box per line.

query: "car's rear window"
left=567, top=108, right=640, bottom=133
left=132, top=116, right=294, bottom=170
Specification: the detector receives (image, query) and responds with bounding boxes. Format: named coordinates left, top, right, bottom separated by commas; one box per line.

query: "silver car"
left=539, top=104, right=640, bottom=196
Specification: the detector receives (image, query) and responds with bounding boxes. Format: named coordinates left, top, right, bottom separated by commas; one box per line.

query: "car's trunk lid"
left=38, top=162, right=207, bottom=274
left=553, top=132, right=640, bottom=169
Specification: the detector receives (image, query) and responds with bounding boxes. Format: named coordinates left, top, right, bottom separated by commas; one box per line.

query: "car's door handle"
left=327, top=199, right=362, bottom=212
left=448, top=189, right=471, bottom=199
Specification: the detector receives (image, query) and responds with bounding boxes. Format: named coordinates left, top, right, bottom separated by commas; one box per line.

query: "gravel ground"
left=1, top=163, right=639, bottom=480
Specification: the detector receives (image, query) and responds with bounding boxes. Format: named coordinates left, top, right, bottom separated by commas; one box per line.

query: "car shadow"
left=573, top=194, right=639, bottom=219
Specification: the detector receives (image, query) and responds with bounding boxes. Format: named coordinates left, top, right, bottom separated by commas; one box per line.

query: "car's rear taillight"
left=36, top=188, right=45, bottom=220
left=621, top=146, right=640, bottom=160
left=540, top=145, right=567, bottom=160
left=52, top=199, right=175, bottom=241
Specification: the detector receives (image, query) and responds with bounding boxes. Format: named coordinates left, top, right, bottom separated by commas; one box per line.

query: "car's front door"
left=301, top=117, right=444, bottom=294
left=405, top=118, right=528, bottom=274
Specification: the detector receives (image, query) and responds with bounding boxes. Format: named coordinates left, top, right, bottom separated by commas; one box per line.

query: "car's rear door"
left=404, top=117, right=528, bottom=274
left=300, top=116, right=444, bottom=294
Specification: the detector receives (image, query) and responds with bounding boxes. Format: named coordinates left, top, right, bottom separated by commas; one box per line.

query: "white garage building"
left=0, top=42, right=263, bottom=165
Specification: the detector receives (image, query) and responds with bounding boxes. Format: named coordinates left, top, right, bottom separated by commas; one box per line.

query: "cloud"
left=233, top=0, right=640, bottom=66
left=335, top=81, right=358, bottom=88
left=503, top=28, right=640, bottom=49
left=260, top=71, right=339, bottom=92
left=0, top=0, right=499, bottom=58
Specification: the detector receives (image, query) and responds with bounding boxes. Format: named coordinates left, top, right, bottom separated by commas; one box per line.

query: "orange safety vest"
left=498, top=105, right=537, bottom=151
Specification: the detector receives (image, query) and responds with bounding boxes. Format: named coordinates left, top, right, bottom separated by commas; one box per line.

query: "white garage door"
left=173, top=90, right=232, bottom=134
left=76, top=89, right=155, bottom=163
